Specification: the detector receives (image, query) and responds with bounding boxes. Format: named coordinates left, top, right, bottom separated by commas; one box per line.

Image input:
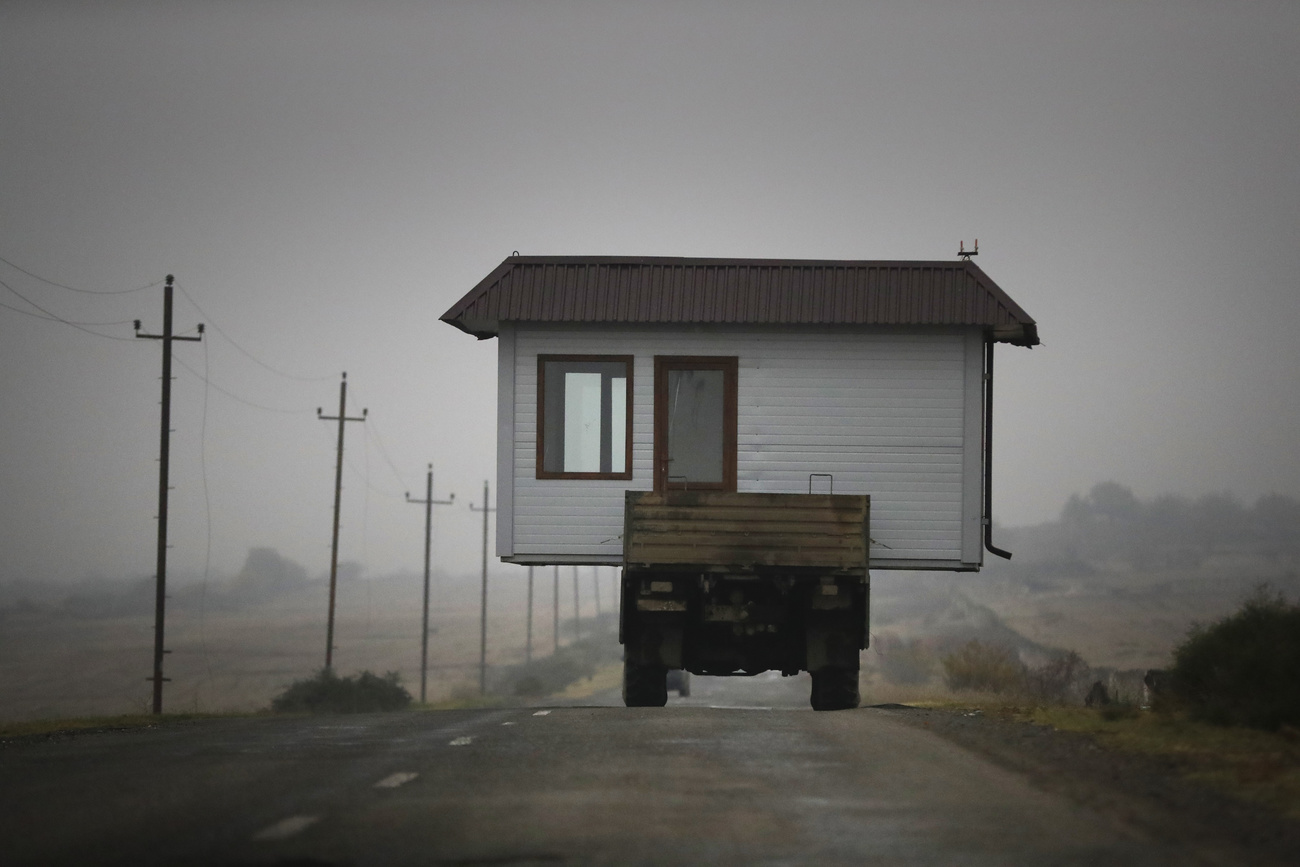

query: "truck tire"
left=623, top=658, right=668, bottom=707
left=810, top=667, right=860, bottom=711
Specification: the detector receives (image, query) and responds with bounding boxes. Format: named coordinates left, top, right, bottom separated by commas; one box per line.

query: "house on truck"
left=441, top=254, right=1038, bottom=708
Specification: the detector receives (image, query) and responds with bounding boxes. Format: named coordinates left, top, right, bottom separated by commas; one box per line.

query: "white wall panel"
left=502, top=325, right=983, bottom=569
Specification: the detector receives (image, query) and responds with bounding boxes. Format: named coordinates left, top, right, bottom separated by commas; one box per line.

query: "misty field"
left=5, top=485, right=1300, bottom=722
left=0, top=562, right=609, bottom=722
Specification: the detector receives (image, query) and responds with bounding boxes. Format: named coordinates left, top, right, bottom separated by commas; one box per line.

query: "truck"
left=619, top=490, right=870, bottom=711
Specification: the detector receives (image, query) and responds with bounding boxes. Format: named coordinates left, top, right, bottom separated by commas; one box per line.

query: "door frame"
left=653, top=355, right=738, bottom=493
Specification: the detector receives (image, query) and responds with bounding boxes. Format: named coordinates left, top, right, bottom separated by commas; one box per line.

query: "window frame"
left=536, top=354, right=635, bottom=481
left=653, top=355, right=738, bottom=493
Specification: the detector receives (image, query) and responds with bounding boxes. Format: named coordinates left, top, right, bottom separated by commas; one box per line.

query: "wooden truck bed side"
left=623, top=491, right=870, bottom=575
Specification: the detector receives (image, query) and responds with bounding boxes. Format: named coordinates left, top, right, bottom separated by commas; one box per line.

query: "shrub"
left=941, top=640, right=1025, bottom=694
left=491, top=630, right=622, bottom=698
left=1169, top=587, right=1300, bottom=730
left=1024, top=650, right=1087, bottom=704
left=271, top=669, right=412, bottom=714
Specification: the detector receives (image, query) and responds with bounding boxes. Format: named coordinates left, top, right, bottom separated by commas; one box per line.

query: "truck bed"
left=623, top=491, right=869, bottom=575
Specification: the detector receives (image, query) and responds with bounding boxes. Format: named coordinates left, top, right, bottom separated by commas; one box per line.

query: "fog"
left=3, top=1, right=1299, bottom=588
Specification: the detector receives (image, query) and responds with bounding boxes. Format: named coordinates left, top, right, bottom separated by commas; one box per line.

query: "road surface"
left=1, top=674, right=1221, bottom=865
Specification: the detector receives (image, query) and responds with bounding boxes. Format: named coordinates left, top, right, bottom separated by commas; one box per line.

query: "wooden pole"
left=134, top=275, right=201, bottom=714
left=317, top=374, right=366, bottom=671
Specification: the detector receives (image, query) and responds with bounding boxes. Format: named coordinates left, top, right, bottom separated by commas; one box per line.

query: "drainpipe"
left=984, top=337, right=1013, bottom=560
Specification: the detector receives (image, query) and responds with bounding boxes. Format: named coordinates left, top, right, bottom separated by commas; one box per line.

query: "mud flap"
left=627, top=618, right=684, bottom=669
left=806, top=618, right=859, bottom=673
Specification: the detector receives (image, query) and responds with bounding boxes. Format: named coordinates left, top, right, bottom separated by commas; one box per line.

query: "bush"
left=271, top=669, right=412, bottom=714
left=1024, top=650, right=1087, bottom=704
left=1169, top=588, right=1300, bottom=730
left=941, top=640, right=1025, bottom=694
left=491, top=630, right=622, bottom=698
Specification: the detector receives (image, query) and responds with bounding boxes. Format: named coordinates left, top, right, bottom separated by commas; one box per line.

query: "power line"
left=366, top=417, right=411, bottom=490
left=0, top=297, right=134, bottom=327
left=0, top=276, right=138, bottom=341
left=175, top=280, right=335, bottom=383
left=0, top=252, right=162, bottom=295
left=172, top=354, right=319, bottom=415
left=312, top=422, right=406, bottom=501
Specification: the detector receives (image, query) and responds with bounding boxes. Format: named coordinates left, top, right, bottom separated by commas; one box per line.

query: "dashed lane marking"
left=532, top=710, right=551, bottom=716
left=252, top=815, right=319, bottom=842
left=449, top=736, right=474, bottom=746
left=374, top=772, right=418, bottom=789
left=502, top=721, right=517, bottom=726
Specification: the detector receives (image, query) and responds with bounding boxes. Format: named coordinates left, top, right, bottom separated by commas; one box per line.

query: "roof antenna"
left=958, top=239, right=978, bottom=260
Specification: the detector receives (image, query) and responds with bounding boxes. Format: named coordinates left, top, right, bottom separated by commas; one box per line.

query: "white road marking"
left=449, top=736, right=474, bottom=745
left=252, top=815, right=319, bottom=842
left=501, top=721, right=517, bottom=726
left=374, top=772, right=418, bottom=789
left=532, top=710, right=551, bottom=716
left=707, top=705, right=773, bottom=711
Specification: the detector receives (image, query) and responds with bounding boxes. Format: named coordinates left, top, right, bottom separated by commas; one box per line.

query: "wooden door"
left=653, top=356, right=737, bottom=493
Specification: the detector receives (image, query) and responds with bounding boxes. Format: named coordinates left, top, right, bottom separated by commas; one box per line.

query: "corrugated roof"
left=441, top=256, right=1038, bottom=346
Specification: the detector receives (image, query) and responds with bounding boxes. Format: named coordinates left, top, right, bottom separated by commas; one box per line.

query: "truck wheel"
left=623, top=658, right=668, bottom=707
left=810, top=667, right=860, bottom=711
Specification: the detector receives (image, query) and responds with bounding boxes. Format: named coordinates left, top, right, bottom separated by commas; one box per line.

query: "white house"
left=441, top=255, right=1037, bottom=572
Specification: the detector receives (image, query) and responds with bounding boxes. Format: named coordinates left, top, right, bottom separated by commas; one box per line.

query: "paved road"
left=2, top=677, right=1208, bottom=866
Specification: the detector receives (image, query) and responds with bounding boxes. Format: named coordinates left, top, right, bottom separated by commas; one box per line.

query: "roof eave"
left=447, top=315, right=1038, bottom=346
left=439, top=313, right=498, bottom=340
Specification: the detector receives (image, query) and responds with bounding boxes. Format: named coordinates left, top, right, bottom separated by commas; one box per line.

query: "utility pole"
left=572, top=565, right=582, bottom=642
left=469, top=481, right=495, bottom=694
left=135, top=275, right=203, bottom=716
left=553, top=565, right=560, bottom=653
left=406, top=464, right=453, bottom=703
left=317, top=373, right=366, bottom=671
left=525, top=566, right=534, bottom=664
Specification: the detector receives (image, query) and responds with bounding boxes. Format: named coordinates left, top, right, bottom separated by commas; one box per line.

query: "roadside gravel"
left=884, top=704, right=1300, bottom=867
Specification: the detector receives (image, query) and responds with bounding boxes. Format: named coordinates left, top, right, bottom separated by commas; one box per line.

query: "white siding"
left=501, top=324, right=984, bottom=570
left=495, top=323, right=516, bottom=555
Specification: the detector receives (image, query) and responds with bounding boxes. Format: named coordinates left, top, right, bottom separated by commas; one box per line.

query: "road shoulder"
left=881, top=704, right=1300, bottom=866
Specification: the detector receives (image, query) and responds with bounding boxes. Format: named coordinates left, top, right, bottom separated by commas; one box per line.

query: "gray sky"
left=2, top=1, right=1298, bottom=585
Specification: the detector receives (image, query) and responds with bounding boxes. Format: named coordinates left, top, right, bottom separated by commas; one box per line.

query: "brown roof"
left=441, top=256, right=1038, bottom=346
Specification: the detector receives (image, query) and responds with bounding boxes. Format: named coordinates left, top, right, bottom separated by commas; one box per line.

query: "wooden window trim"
left=653, top=356, right=738, bottom=493
left=536, top=354, right=634, bottom=481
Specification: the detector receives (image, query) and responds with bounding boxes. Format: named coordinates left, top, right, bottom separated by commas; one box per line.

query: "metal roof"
left=441, top=256, right=1038, bottom=346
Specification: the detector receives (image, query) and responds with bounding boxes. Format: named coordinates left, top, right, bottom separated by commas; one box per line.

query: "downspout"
left=984, top=336, right=1013, bottom=560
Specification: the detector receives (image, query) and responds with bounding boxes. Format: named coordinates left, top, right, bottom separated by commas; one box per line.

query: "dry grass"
left=0, top=572, right=577, bottom=722
left=1016, top=706, right=1300, bottom=820
left=551, top=662, right=623, bottom=700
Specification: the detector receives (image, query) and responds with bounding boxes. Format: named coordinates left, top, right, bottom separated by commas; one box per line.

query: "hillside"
left=873, top=485, right=1300, bottom=673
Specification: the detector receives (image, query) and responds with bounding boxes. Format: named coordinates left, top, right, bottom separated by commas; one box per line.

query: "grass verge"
left=935, top=701, right=1300, bottom=821
left=550, top=662, right=623, bottom=701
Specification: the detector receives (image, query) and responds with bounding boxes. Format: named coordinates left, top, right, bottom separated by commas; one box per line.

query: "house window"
left=538, top=355, right=633, bottom=478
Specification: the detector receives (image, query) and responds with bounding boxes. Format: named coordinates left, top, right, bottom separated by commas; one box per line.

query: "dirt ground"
left=895, top=705, right=1300, bottom=867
